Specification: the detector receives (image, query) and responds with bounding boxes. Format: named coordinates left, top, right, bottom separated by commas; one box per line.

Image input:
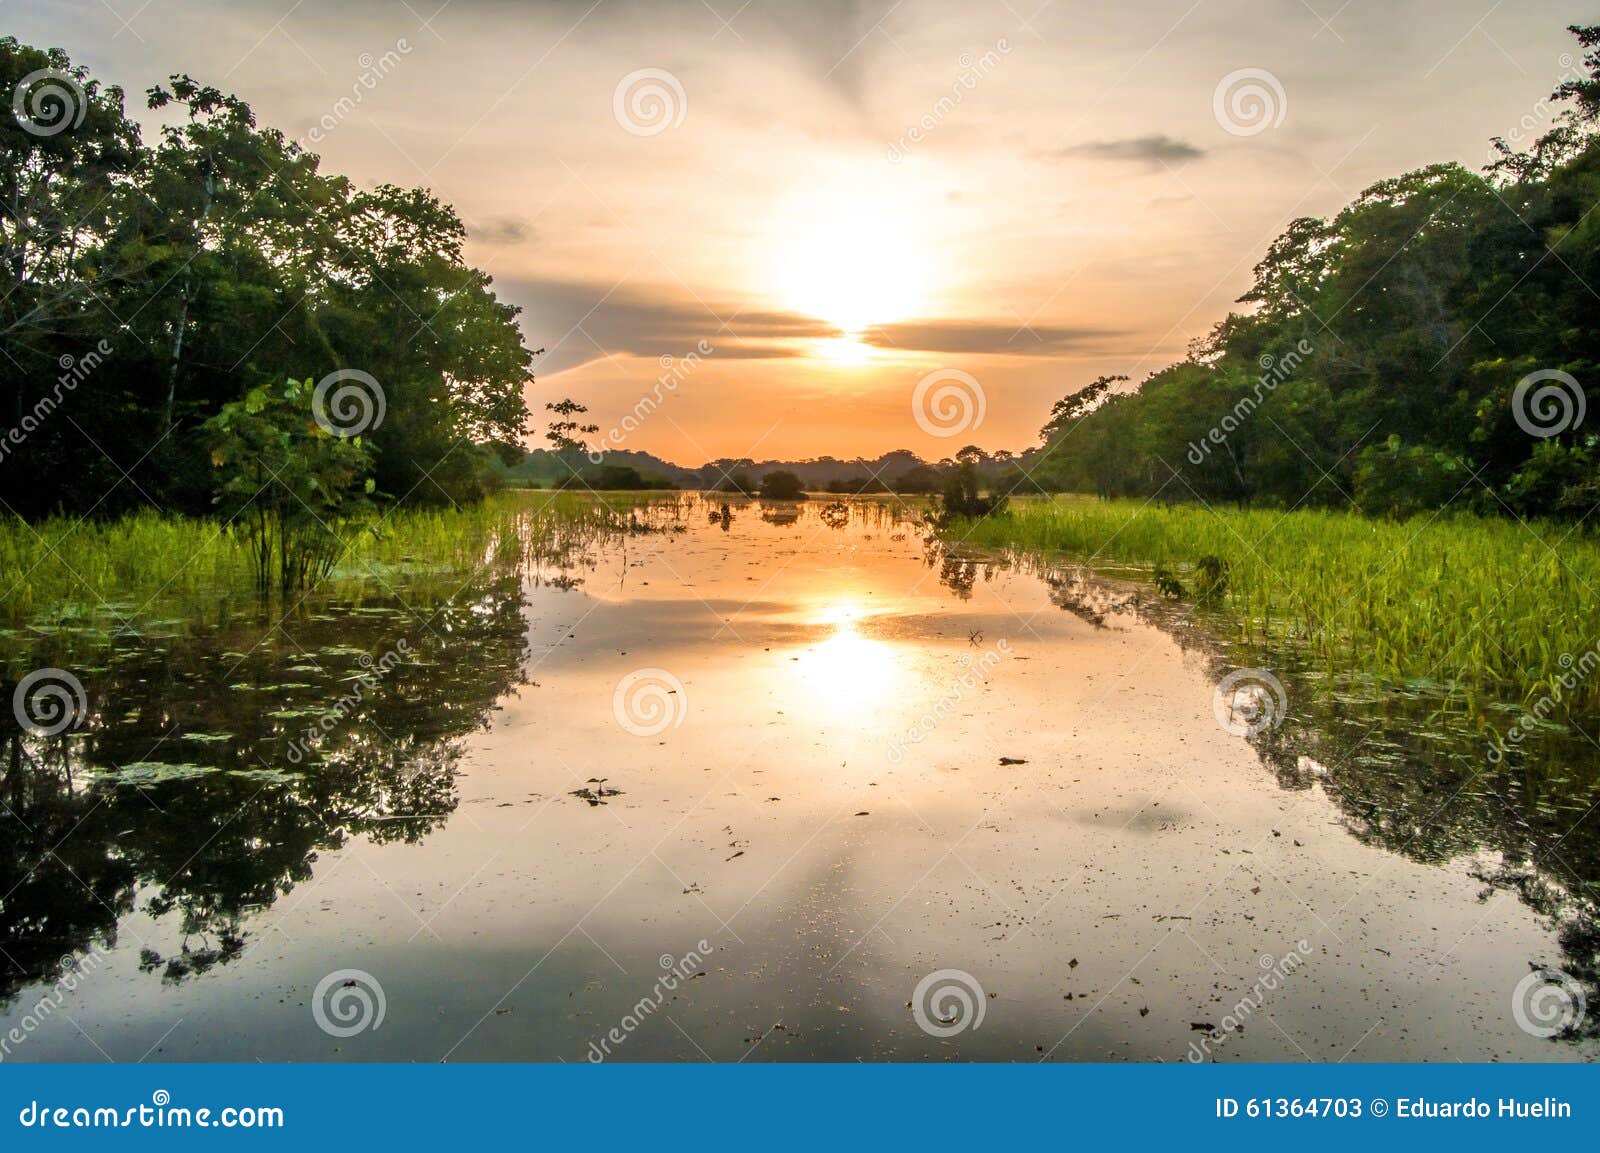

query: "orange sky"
left=21, top=0, right=1590, bottom=461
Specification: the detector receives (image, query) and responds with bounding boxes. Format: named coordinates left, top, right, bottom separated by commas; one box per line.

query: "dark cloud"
left=858, top=320, right=1118, bottom=356
left=1050, top=134, right=1205, bottom=166
left=499, top=277, right=839, bottom=374
left=468, top=216, right=536, bottom=245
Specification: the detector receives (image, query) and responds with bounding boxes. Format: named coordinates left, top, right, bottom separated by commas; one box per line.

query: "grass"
left=0, top=490, right=678, bottom=633
left=946, top=495, right=1600, bottom=714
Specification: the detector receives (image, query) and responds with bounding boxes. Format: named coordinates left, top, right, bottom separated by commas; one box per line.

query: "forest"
left=1026, top=24, right=1600, bottom=520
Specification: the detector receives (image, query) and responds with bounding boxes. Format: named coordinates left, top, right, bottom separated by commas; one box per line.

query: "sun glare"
left=775, top=182, right=928, bottom=337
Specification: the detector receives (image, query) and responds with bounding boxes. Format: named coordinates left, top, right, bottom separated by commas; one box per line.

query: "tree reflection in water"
left=0, top=570, right=530, bottom=1002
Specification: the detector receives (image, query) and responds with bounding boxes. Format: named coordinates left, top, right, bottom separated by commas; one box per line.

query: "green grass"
left=0, top=490, right=678, bottom=631
left=947, top=495, right=1600, bottom=713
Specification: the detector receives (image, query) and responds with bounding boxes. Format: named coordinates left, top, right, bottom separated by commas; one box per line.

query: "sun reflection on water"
left=792, top=599, right=903, bottom=714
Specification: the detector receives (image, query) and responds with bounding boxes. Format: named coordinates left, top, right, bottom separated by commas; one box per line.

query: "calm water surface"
left=2, top=495, right=1596, bottom=1061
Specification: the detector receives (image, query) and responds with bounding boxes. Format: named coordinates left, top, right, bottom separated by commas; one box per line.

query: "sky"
left=12, top=0, right=1592, bottom=463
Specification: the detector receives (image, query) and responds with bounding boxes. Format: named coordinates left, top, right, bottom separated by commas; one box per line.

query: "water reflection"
left=2, top=494, right=1596, bottom=1057
left=1, top=569, right=531, bottom=1001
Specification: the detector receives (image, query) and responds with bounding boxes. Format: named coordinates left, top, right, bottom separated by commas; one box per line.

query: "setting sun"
left=774, top=180, right=929, bottom=336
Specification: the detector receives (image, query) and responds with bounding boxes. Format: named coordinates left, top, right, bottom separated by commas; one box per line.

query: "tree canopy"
left=0, top=38, right=534, bottom=520
left=1029, top=23, right=1600, bottom=520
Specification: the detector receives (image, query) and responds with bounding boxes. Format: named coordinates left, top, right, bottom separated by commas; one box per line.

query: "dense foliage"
left=1, top=38, right=533, bottom=520
left=1028, top=24, right=1600, bottom=520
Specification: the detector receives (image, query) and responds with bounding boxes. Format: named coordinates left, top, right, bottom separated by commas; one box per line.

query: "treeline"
left=1029, top=24, right=1600, bottom=520
left=1, top=38, right=533, bottom=520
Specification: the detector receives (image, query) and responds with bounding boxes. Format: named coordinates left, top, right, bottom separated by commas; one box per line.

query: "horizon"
left=12, top=0, right=1589, bottom=460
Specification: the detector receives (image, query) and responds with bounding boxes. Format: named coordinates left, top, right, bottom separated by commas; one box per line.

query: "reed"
left=947, top=495, right=1600, bottom=712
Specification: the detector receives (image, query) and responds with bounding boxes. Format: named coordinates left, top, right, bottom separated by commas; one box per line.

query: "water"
left=2, top=495, right=1595, bottom=1061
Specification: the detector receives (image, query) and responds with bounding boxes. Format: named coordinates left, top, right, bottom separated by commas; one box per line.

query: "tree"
left=205, top=378, right=374, bottom=593
left=544, top=398, right=598, bottom=481
left=758, top=470, right=805, bottom=500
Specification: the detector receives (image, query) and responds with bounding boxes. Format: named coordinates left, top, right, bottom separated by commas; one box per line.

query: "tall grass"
left=948, top=495, right=1600, bottom=712
left=0, top=490, right=679, bottom=630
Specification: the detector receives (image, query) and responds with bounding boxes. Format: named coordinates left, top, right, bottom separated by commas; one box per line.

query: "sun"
left=774, top=182, right=928, bottom=337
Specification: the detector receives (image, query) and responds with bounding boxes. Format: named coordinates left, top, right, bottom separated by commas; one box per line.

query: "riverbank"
left=942, top=495, right=1600, bottom=718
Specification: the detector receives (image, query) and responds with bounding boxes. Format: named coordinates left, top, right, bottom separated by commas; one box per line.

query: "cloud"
left=499, top=277, right=840, bottom=374
left=857, top=320, right=1119, bottom=356
left=468, top=216, right=536, bottom=245
left=1050, top=134, right=1205, bottom=166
